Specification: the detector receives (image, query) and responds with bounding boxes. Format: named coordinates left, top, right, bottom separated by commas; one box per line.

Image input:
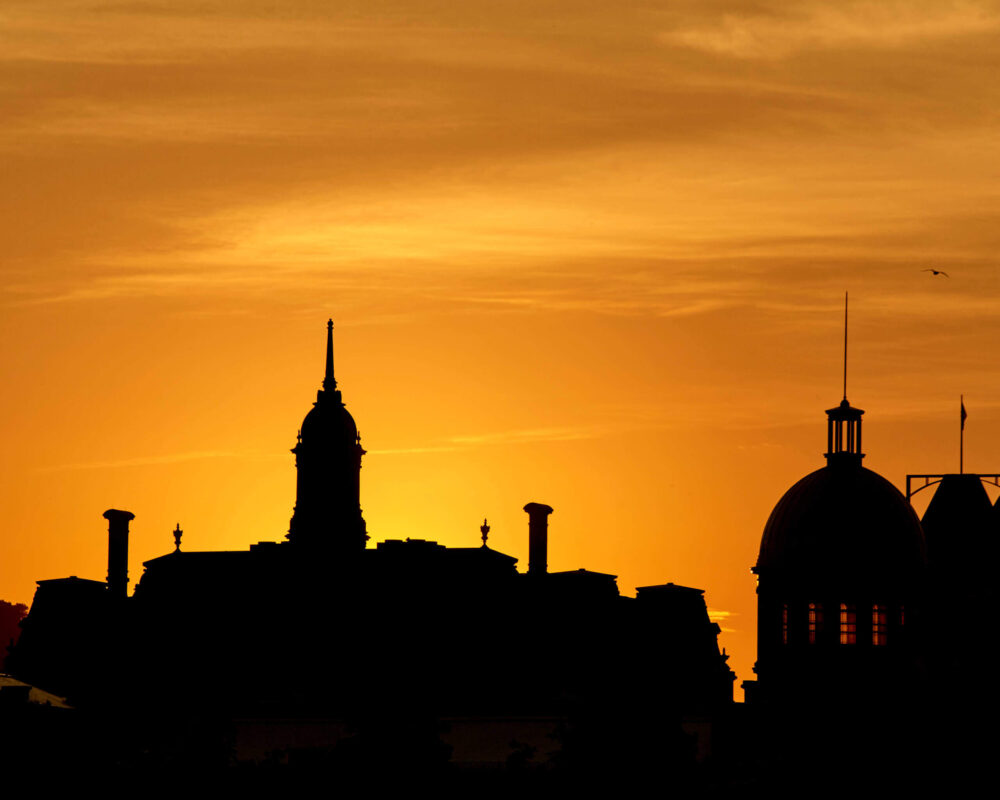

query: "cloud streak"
left=708, top=608, right=737, bottom=633
left=663, top=1, right=1000, bottom=60
left=37, top=450, right=283, bottom=472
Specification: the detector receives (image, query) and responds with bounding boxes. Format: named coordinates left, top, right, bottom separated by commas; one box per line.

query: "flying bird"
left=922, top=268, right=950, bottom=277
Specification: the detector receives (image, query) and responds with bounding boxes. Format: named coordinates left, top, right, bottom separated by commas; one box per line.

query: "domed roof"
left=301, top=390, right=358, bottom=443
left=757, top=464, right=926, bottom=584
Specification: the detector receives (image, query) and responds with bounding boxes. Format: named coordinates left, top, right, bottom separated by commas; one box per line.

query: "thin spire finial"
left=323, top=319, right=336, bottom=391
left=960, top=394, right=966, bottom=474
left=843, top=292, right=849, bottom=401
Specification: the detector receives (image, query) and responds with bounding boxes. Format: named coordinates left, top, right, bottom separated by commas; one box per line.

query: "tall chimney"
left=103, top=509, right=134, bottom=599
left=523, top=502, right=553, bottom=576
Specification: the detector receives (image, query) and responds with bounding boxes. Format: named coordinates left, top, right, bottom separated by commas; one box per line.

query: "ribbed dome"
left=757, top=465, right=926, bottom=582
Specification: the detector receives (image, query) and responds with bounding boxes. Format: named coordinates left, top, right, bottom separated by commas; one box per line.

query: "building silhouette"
left=6, top=321, right=736, bottom=771
left=741, top=379, right=1000, bottom=791
left=744, top=394, right=927, bottom=707
left=10, top=317, right=995, bottom=782
left=287, top=320, right=368, bottom=553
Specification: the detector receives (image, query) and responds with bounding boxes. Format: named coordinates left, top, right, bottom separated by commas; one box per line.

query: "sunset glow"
left=5, top=1, right=1000, bottom=693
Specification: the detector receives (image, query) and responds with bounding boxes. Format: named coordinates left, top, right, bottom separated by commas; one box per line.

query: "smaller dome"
left=757, top=465, right=926, bottom=586
left=300, top=390, right=358, bottom=445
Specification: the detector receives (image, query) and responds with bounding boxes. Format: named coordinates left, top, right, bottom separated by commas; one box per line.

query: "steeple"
left=287, top=320, right=367, bottom=553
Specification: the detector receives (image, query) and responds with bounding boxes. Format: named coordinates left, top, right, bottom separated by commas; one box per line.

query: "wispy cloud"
left=368, top=445, right=461, bottom=456
left=663, top=1, right=1000, bottom=60
left=448, top=426, right=605, bottom=446
left=372, top=426, right=609, bottom=456
left=37, top=450, right=283, bottom=471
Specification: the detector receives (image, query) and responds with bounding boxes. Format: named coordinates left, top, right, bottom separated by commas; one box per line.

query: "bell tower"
left=287, top=320, right=368, bottom=553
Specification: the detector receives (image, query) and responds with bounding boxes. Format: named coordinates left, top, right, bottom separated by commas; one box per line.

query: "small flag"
left=961, top=397, right=967, bottom=430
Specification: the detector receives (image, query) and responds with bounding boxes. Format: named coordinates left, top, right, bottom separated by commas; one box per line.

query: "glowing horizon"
left=5, top=1, right=1000, bottom=695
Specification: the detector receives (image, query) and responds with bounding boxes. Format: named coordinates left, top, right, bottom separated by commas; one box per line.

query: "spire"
left=960, top=395, right=967, bottom=474
left=323, top=319, right=336, bottom=391
left=288, top=318, right=366, bottom=552
left=843, top=291, right=849, bottom=401
left=826, top=293, right=864, bottom=466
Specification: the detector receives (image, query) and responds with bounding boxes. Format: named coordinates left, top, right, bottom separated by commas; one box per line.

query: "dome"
left=300, top=390, right=358, bottom=444
left=757, top=464, right=926, bottom=584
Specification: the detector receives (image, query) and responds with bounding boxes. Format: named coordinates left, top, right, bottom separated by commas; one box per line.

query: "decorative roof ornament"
left=825, top=293, right=864, bottom=466
left=323, top=319, right=336, bottom=391
left=173, top=523, right=183, bottom=553
left=480, top=518, right=490, bottom=548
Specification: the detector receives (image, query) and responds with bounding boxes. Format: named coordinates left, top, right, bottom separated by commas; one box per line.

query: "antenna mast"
left=960, top=395, right=966, bottom=474
left=843, top=292, right=848, bottom=400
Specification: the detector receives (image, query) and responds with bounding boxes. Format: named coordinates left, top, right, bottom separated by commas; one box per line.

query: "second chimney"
left=523, top=502, right=553, bottom=576
left=103, top=508, right=134, bottom=600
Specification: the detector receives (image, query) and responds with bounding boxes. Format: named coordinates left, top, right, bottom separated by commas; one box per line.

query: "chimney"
left=103, top=509, right=134, bottom=599
left=523, top=502, right=553, bottom=576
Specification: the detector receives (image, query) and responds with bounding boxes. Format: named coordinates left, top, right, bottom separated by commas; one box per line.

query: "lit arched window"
left=872, top=605, right=887, bottom=646
left=808, top=603, right=823, bottom=644
left=782, top=604, right=789, bottom=645
left=839, top=603, right=856, bottom=645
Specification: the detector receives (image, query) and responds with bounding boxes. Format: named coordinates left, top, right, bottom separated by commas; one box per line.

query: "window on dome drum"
left=782, top=604, right=789, bottom=645
left=839, top=604, right=857, bottom=645
left=899, top=605, right=906, bottom=627
left=872, top=604, right=887, bottom=646
left=808, top=603, right=823, bottom=644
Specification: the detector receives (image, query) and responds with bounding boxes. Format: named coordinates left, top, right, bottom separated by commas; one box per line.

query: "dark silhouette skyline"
left=5, top=322, right=735, bottom=779
left=7, top=0, right=1000, bottom=718
left=4, top=319, right=999, bottom=788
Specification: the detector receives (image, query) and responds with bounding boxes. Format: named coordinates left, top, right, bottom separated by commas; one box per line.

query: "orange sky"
left=4, top=1, right=1000, bottom=695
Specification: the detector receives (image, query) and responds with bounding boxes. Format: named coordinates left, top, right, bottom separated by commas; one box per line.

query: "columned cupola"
left=745, top=297, right=927, bottom=708
left=287, top=320, right=368, bottom=553
left=825, top=399, right=864, bottom=467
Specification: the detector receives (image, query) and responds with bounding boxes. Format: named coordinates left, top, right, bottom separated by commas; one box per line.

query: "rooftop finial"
left=824, top=293, right=864, bottom=465
left=842, top=292, right=849, bottom=401
left=323, top=319, right=336, bottom=391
